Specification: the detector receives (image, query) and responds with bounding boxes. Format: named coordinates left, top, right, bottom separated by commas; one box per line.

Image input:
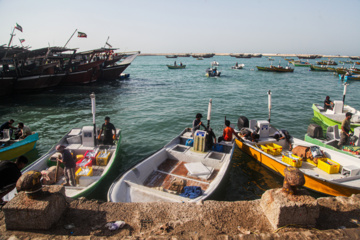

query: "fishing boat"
left=234, top=118, right=360, bottom=197
left=205, top=67, right=221, bottom=77
left=231, top=64, right=245, bottom=69
left=3, top=93, right=121, bottom=201
left=312, top=100, right=360, bottom=132
left=349, top=56, right=360, bottom=60
left=0, top=131, right=39, bottom=161
left=316, top=60, right=337, bottom=66
left=166, top=55, right=178, bottom=58
left=211, top=61, right=219, bottom=66
left=99, top=53, right=138, bottom=80
left=167, top=64, right=186, bottom=69
left=196, top=57, right=203, bottom=60
left=256, top=65, right=294, bottom=72
left=345, top=75, right=360, bottom=81
left=290, top=60, right=311, bottom=67
left=304, top=124, right=360, bottom=158
left=297, top=55, right=321, bottom=59
left=310, top=65, right=329, bottom=71
left=108, top=100, right=235, bottom=203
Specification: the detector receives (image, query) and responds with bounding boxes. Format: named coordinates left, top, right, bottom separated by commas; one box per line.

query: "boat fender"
left=307, top=124, right=323, bottom=138
left=237, top=116, right=249, bottom=130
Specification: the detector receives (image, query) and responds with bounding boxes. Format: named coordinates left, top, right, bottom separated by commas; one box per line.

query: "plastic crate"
left=259, top=145, right=269, bottom=153
left=75, top=167, right=93, bottom=184
left=84, top=150, right=97, bottom=164
left=96, top=151, right=111, bottom=166
left=317, top=158, right=340, bottom=174
left=76, top=154, right=84, bottom=161
left=265, top=143, right=282, bottom=156
left=282, top=154, right=302, bottom=168
left=305, top=158, right=317, bottom=166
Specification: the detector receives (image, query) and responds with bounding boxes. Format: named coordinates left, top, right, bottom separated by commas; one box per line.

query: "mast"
left=8, top=28, right=16, bottom=47
left=64, top=29, right=78, bottom=48
left=104, top=36, right=110, bottom=48
left=207, top=99, right=212, bottom=129
left=268, top=90, right=272, bottom=123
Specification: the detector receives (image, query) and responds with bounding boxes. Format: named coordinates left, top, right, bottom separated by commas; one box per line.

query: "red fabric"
left=223, top=127, right=235, bottom=141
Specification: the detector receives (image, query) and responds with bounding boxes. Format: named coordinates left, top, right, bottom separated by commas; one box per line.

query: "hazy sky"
left=1, top=0, right=360, bottom=55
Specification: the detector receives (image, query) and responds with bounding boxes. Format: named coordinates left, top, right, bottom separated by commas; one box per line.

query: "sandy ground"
left=1, top=192, right=360, bottom=239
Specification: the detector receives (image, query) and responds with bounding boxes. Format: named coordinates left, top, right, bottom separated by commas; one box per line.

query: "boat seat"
left=317, top=106, right=325, bottom=112
left=0, top=129, right=11, bottom=143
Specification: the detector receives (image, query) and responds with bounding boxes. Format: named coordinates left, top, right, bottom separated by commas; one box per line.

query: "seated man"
left=273, top=129, right=293, bottom=150
left=15, top=122, right=32, bottom=140
left=0, top=156, right=28, bottom=204
left=0, top=119, right=17, bottom=138
left=218, top=120, right=241, bottom=142
left=324, top=96, right=333, bottom=111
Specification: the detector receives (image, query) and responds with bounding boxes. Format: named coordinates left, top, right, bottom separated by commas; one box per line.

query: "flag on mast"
left=14, top=23, right=23, bottom=32
left=19, top=39, right=25, bottom=43
left=77, top=31, right=87, bottom=38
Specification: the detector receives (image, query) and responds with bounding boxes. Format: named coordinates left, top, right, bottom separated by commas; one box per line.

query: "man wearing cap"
left=192, top=113, right=207, bottom=137
left=56, top=145, right=76, bottom=186
left=338, top=112, right=353, bottom=149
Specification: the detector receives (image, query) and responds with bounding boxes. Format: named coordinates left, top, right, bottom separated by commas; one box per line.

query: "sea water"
left=1, top=55, right=359, bottom=201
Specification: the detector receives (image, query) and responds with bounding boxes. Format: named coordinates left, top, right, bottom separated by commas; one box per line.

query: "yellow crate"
left=75, top=167, right=93, bottom=184
left=265, top=143, right=282, bottom=156
left=317, top=158, right=340, bottom=174
left=259, top=145, right=269, bottom=153
left=305, top=158, right=317, bottom=166
left=96, top=151, right=111, bottom=166
left=282, top=154, right=302, bottom=168
left=76, top=154, right=84, bottom=161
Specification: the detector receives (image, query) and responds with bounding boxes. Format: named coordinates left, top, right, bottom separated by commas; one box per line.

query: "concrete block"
left=3, top=185, right=67, bottom=230
left=260, top=188, right=319, bottom=229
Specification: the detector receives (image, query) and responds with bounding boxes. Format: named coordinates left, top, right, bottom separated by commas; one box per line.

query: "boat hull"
left=99, top=63, right=130, bottom=81
left=0, top=133, right=39, bottom=161
left=167, top=65, right=186, bottom=69
left=235, top=139, right=360, bottom=197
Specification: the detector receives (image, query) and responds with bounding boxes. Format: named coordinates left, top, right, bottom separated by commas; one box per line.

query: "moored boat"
left=167, top=65, right=186, bottom=69
left=256, top=65, right=294, bottom=72
left=290, top=60, right=311, bottom=67
left=312, top=102, right=360, bottom=132
left=0, top=131, right=39, bottom=161
left=108, top=100, right=235, bottom=203
left=231, top=63, right=245, bottom=69
left=235, top=117, right=360, bottom=197
left=316, top=60, right=337, bottom=66
left=99, top=53, right=138, bottom=81
left=310, top=65, right=329, bottom=71
left=166, top=55, right=178, bottom=58
left=344, top=75, right=360, bottom=81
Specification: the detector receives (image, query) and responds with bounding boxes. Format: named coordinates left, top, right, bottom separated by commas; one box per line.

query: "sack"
left=41, top=166, right=64, bottom=185
left=292, top=146, right=311, bottom=160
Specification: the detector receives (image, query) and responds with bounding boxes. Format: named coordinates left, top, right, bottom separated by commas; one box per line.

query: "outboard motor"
left=307, top=123, right=323, bottom=138
left=237, top=116, right=249, bottom=130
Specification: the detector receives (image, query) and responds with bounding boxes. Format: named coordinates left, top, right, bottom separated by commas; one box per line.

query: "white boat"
left=108, top=128, right=234, bottom=203
left=211, top=61, right=219, bottom=66
left=231, top=64, right=245, bottom=69
left=235, top=118, right=360, bottom=197
left=205, top=68, right=221, bottom=77
left=3, top=93, right=122, bottom=201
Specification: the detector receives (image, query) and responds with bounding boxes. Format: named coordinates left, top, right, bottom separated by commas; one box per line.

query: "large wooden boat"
left=235, top=118, right=360, bottom=197
left=108, top=128, right=234, bottom=202
left=0, top=131, right=39, bottom=161
left=99, top=53, right=138, bottom=81
left=316, top=60, right=337, bottom=66
left=290, top=60, right=311, bottom=67
left=166, top=55, right=178, bottom=58
left=310, top=65, right=329, bottom=71
left=312, top=103, right=360, bottom=131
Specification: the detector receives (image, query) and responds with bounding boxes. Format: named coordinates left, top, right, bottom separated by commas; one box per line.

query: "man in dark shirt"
left=0, top=156, right=28, bottom=203
left=98, top=116, right=116, bottom=145
left=56, top=145, right=76, bottom=186
left=0, top=119, right=17, bottom=138
left=324, top=96, right=333, bottom=111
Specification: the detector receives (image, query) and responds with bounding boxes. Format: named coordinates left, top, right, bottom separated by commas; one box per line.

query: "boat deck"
left=143, top=159, right=219, bottom=192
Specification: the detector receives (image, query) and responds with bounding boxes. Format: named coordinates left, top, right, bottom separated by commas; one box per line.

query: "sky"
left=1, top=0, right=360, bottom=55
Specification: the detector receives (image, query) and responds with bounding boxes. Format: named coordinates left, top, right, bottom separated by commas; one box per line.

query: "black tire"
left=237, top=116, right=249, bottom=130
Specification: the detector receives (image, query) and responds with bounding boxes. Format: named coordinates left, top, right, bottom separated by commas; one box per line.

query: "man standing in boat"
left=98, top=116, right=116, bottom=145
left=192, top=113, right=206, bottom=137
left=338, top=112, right=353, bottom=149
left=0, top=119, right=17, bottom=138
left=56, top=145, right=76, bottom=186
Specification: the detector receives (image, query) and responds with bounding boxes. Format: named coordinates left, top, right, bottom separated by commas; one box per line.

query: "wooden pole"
left=55, top=158, right=60, bottom=183
left=104, top=36, right=110, bottom=48
left=8, top=28, right=15, bottom=47
left=64, top=29, right=78, bottom=48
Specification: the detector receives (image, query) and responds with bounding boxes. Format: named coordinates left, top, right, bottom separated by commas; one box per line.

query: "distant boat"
left=211, top=61, right=219, bottom=66
left=167, top=65, right=186, bottom=69
left=310, top=65, right=329, bottom=71
left=231, top=64, right=245, bottom=69
left=205, top=68, right=221, bottom=77
left=268, top=57, right=274, bottom=61
left=344, top=74, right=360, bottom=81
left=196, top=57, right=204, bottom=60
left=166, top=55, right=178, bottom=58
left=316, top=60, right=337, bottom=66
left=256, top=65, right=294, bottom=72
left=290, top=60, right=311, bottom=67
left=0, top=131, right=39, bottom=161
left=349, top=56, right=360, bottom=60
left=297, top=55, right=322, bottom=59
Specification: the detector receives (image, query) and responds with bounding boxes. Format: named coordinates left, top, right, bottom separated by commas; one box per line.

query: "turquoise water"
left=1, top=56, right=359, bottom=200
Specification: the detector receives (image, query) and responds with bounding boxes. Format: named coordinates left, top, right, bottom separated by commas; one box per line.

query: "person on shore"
left=324, top=96, right=333, bottom=111
left=192, top=113, right=206, bottom=137
left=338, top=112, right=353, bottom=149
left=218, top=120, right=241, bottom=142
left=0, top=156, right=28, bottom=204
left=0, top=119, right=17, bottom=138
left=98, top=116, right=116, bottom=145
left=15, top=122, right=32, bottom=140
left=56, top=145, right=76, bottom=186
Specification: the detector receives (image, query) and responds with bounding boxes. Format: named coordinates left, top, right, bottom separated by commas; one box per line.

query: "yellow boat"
left=235, top=119, right=360, bottom=197
left=0, top=132, right=39, bottom=161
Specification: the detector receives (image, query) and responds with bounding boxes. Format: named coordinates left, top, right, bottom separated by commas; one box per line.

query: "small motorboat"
left=0, top=131, right=39, bottom=161
left=205, top=67, right=221, bottom=77
left=211, top=61, right=219, bottom=66
left=167, top=64, right=186, bottom=69
left=256, top=65, right=294, bottom=72
left=196, top=57, right=204, bottom=60
left=108, top=99, right=235, bottom=203
left=235, top=117, right=360, bottom=197
left=231, top=64, right=245, bottom=69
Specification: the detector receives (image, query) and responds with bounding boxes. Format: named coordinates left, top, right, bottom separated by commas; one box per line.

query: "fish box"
left=305, top=158, right=317, bottom=166
left=265, top=143, right=282, bottom=156
left=259, top=145, right=269, bottom=153
left=76, top=154, right=84, bottom=161
left=84, top=150, right=97, bottom=164
left=282, top=154, right=302, bottom=168
left=96, top=151, right=111, bottom=166
left=75, top=167, right=93, bottom=184
left=317, top=158, right=340, bottom=174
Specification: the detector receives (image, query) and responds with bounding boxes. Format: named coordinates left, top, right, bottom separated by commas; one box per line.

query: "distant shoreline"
left=139, top=53, right=355, bottom=58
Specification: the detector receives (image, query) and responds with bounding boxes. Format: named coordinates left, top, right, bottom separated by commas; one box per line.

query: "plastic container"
left=185, top=139, right=194, bottom=147
left=306, top=158, right=317, bottom=166
left=260, top=145, right=269, bottom=153
left=75, top=167, right=93, bottom=184
left=265, top=143, right=282, bottom=156
left=212, top=143, right=224, bottom=152
left=76, top=158, right=92, bottom=168
left=282, top=154, right=302, bottom=168
left=84, top=150, right=97, bottom=164
left=317, top=158, right=340, bottom=174
left=76, top=154, right=84, bottom=161
left=96, top=151, right=111, bottom=166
